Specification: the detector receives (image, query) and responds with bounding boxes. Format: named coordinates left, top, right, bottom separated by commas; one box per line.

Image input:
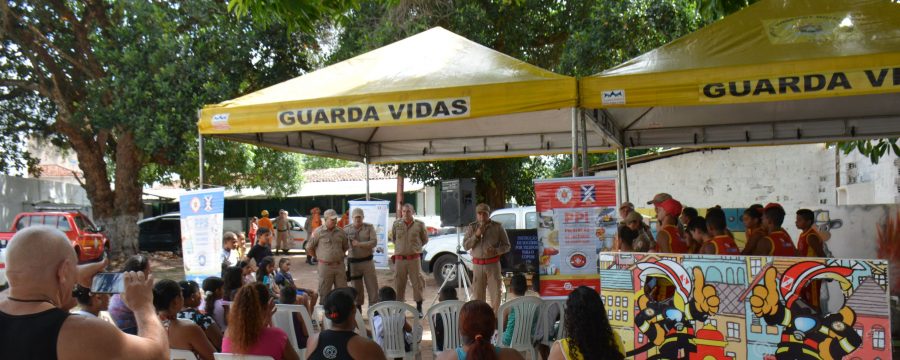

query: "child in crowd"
left=279, top=284, right=311, bottom=352
left=273, top=258, right=318, bottom=311
left=178, top=280, right=223, bottom=350
left=501, top=274, right=541, bottom=347
left=373, top=286, right=415, bottom=352
left=433, top=286, right=458, bottom=352
left=255, top=256, right=280, bottom=298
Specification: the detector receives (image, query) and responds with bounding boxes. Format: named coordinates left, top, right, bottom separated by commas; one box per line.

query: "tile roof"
left=303, top=166, right=396, bottom=182
left=845, top=278, right=889, bottom=317
left=600, top=269, right=635, bottom=291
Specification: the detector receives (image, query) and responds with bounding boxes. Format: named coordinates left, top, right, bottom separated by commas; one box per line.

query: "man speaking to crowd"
left=464, top=203, right=510, bottom=312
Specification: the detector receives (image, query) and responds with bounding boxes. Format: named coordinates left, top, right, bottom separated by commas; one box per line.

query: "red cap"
left=658, top=198, right=683, bottom=218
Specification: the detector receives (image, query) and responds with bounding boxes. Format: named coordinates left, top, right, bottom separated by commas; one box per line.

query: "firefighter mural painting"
left=599, top=253, right=890, bottom=360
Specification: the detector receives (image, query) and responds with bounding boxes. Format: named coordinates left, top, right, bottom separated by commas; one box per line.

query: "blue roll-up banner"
left=348, top=200, right=391, bottom=269
left=179, top=188, right=225, bottom=282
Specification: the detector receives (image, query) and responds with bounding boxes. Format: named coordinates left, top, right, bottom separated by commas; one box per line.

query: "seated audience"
left=108, top=254, right=151, bottom=334
left=373, top=286, right=414, bottom=351
left=548, top=286, right=624, bottom=360
left=307, top=287, right=386, bottom=360
left=274, top=257, right=317, bottom=311
left=437, top=300, right=524, bottom=360
left=223, top=283, right=300, bottom=360
left=178, top=280, right=223, bottom=350
left=0, top=226, right=169, bottom=359
left=256, top=256, right=280, bottom=298
left=624, top=212, right=654, bottom=252
left=219, top=266, right=244, bottom=330
left=501, top=274, right=540, bottom=347
left=433, top=286, right=458, bottom=352
left=278, top=284, right=310, bottom=352
left=71, top=284, right=110, bottom=318
left=154, top=279, right=216, bottom=360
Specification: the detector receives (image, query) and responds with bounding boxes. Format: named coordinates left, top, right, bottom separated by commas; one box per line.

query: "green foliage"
left=695, top=0, right=758, bottom=24
left=547, top=149, right=654, bottom=178
left=301, top=155, right=354, bottom=170
left=1, top=1, right=314, bottom=196
left=228, top=0, right=360, bottom=33
left=838, top=139, right=900, bottom=165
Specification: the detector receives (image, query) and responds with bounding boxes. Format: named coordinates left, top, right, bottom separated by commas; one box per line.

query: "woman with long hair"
left=548, top=286, right=624, bottom=360
left=178, top=280, right=223, bottom=350
left=153, top=279, right=216, bottom=360
left=222, top=283, right=299, bottom=360
left=437, top=300, right=524, bottom=360
left=108, top=254, right=150, bottom=334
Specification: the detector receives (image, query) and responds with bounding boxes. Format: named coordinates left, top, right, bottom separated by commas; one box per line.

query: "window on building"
left=707, top=319, right=717, bottom=327
left=727, top=322, right=740, bottom=339
left=637, top=333, right=644, bottom=343
left=623, top=312, right=628, bottom=322
left=607, top=310, right=612, bottom=320
left=615, top=310, right=621, bottom=320
left=873, top=326, right=885, bottom=349
left=615, top=296, right=621, bottom=307
left=623, top=298, right=629, bottom=309
left=855, top=327, right=864, bottom=348
left=874, top=273, right=887, bottom=287
left=727, top=352, right=736, bottom=359
left=750, top=259, right=762, bottom=276
left=607, top=297, right=612, bottom=307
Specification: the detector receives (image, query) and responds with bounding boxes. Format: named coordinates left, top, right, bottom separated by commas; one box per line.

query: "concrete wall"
left=837, top=149, right=900, bottom=205
left=0, top=175, right=92, bottom=230
left=598, top=144, right=838, bottom=210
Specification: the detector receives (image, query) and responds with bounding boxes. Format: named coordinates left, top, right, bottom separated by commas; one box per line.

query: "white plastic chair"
left=272, top=304, right=315, bottom=359
left=541, top=300, right=567, bottom=347
left=497, top=296, right=543, bottom=360
left=169, top=349, right=197, bottom=360
left=317, top=304, right=368, bottom=338
left=425, top=300, right=464, bottom=357
left=367, top=301, right=422, bottom=360
left=212, top=353, right=274, bottom=360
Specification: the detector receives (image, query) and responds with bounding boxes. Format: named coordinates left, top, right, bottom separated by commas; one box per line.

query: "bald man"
left=0, top=226, right=168, bottom=359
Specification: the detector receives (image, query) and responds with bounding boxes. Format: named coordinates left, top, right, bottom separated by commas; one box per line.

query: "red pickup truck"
left=0, top=211, right=109, bottom=263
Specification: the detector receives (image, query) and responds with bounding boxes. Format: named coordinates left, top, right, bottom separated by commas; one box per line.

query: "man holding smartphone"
left=0, top=226, right=169, bottom=359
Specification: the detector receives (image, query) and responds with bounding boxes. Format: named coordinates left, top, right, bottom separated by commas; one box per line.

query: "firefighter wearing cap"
left=258, top=209, right=273, bottom=239
left=274, top=209, right=291, bottom=254
left=306, top=209, right=350, bottom=299
left=630, top=259, right=720, bottom=359
left=463, top=203, right=511, bottom=312
left=747, top=203, right=797, bottom=256
left=344, top=207, right=379, bottom=308
left=749, top=263, right=861, bottom=359
left=648, top=193, right=689, bottom=254
left=390, top=203, right=428, bottom=313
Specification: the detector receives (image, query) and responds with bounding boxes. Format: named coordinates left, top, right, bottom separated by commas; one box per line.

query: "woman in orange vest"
left=740, top=204, right=766, bottom=255
left=258, top=210, right=273, bottom=237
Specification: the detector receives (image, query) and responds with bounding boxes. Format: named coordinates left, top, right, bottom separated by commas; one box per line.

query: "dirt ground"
left=148, top=250, right=473, bottom=360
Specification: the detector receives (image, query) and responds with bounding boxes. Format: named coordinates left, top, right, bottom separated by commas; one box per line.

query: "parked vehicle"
left=0, top=211, right=108, bottom=264
left=138, top=212, right=182, bottom=253
left=422, top=206, right=537, bottom=284
left=284, top=216, right=309, bottom=253
left=0, top=248, right=7, bottom=291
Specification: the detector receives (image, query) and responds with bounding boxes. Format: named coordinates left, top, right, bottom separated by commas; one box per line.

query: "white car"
left=283, top=216, right=309, bottom=253
left=421, top=206, right=537, bottom=285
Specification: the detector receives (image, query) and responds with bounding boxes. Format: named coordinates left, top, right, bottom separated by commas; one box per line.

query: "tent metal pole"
left=364, top=154, right=371, bottom=201
left=624, top=153, right=628, bottom=202
left=198, top=133, right=204, bottom=189
left=571, top=108, right=577, bottom=177
left=615, top=147, right=622, bottom=204
left=580, top=110, right=588, bottom=176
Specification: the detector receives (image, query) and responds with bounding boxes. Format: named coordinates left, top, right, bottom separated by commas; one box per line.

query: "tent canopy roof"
left=200, top=27, right=604, bottom=163
left=581, top=0, right=900, bottom=149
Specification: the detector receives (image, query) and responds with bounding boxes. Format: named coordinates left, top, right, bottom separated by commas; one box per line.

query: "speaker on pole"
left=441, top=179, right=476, bottom=227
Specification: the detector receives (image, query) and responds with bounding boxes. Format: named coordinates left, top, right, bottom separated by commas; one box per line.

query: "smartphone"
left=91, top=272, right=125, bottom=294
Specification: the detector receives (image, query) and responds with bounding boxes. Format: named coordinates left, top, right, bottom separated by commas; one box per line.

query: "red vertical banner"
left=535, top=177, right=617, bottom=298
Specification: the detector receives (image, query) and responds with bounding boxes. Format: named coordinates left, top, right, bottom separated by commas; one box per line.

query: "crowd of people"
left=614, top=193, right=831, bottom=258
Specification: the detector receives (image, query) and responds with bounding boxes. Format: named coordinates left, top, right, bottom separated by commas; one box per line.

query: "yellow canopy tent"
left=199, top=27, right=608, bottom=165
left=580, top=0, right=900, bottom=149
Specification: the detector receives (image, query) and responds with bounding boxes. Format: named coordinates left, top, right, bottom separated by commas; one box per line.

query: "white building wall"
left=597, top=144, right=837, bottom=211
left=0, top=175, right=92, bottom=230
left=837, top=148, right=900, bottom=205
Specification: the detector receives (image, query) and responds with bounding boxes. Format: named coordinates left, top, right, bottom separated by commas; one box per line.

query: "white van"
left=421, top=206, right=536, bottom=284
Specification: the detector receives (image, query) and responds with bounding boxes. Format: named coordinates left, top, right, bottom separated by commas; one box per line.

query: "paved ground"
left=148, top=250, right=460, bottom=360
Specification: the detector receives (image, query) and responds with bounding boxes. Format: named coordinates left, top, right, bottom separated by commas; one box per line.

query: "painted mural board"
left=599, top=252, right=891, bottom=360
left=535, top=176, right=616, bottom=297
